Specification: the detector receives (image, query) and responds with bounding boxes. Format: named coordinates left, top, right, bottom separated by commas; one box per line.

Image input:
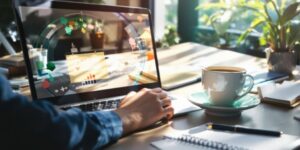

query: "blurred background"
left=1, top=0, right=300, bottom=61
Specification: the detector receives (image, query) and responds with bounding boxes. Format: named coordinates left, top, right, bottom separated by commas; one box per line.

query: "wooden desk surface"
left=106, top=43, right=300, bottom=150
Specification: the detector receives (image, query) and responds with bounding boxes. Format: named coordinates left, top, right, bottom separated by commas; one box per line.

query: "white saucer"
left=188, top=92, right=260, bottom=117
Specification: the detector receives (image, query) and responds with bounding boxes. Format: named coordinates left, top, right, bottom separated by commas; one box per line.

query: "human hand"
left=115, top=88, right=174, bottom=135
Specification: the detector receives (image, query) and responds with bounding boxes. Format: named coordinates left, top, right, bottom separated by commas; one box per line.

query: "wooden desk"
left=106, top=43, right=300, bottom=150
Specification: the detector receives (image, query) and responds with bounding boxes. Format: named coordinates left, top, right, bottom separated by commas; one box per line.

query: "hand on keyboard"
left=115, top=88, right=174, bottom=136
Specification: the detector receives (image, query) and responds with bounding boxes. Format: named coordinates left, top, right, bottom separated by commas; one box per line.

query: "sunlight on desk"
left=106, top=43, right=300, bottom=150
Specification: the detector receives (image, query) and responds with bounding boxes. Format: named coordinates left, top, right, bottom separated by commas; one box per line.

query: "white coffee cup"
left=202, top=66, right=254, bottom=106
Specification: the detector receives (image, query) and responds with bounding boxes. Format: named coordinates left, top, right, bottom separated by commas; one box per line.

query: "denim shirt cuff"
left=88, top=111, right=123, bottom=141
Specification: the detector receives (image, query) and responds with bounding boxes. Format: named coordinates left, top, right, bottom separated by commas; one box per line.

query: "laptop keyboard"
left=61, top=98, right=122, bottom=112
left=61, top=95, right=177, bottom=112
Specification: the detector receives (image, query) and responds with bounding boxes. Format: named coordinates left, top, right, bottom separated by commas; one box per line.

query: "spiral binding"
left=164, top=134, right=248, bottom=150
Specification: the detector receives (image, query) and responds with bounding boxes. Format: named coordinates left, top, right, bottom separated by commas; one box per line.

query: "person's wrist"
left=114, top=108, right=138, bottom=136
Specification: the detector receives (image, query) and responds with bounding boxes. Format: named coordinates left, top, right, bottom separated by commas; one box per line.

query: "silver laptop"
left=14, top=1, right=199, bottom=115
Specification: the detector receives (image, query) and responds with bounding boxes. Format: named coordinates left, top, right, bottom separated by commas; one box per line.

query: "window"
left=196, top=0, right=300, bottom=56
left=154, top=0, right=178, bottom=41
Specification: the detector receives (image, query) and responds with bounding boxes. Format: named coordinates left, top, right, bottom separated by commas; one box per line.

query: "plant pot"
left=265, top=48, right=296, bottom=74
left=90, top=32, right=104, bottom=49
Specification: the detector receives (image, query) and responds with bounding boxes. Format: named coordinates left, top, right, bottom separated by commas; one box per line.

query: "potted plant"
left=237, top=0, right=300, bottom=74
left=89, top=20, right=105, bottom=49
left=63, top=16, right=105, bottom=49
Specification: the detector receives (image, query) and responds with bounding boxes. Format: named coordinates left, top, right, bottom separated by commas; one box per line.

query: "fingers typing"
left=160, top=98, right=172, bottom=108
left=163, top=106, right=174, bottom=120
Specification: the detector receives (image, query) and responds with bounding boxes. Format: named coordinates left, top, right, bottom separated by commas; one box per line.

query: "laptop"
left=13, top=1, right=200, bottom=115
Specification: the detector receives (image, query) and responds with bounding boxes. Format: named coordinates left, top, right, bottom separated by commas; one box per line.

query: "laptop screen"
left=15, top=2, right=161, bottom=105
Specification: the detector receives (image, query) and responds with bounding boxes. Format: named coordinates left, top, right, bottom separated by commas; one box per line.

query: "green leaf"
left=200, top=15, right=210, bottom=24
left=236, top=1, right=265, bottom=17
left=280, top=0, right=287, bottom=13
left=259, top=36, right=267, bottom=46
left=269, top=0, right=281, bottom=21
left=65, top=26, right=72, bottom=35
left=60, top=17, right=68, bottom=25
left=237, top=18, right=265, bottom=44
left=282, top=2, right=300, bottom=25
left=266, top=3, right=279, bottom=23
left=264, top=2, right=276, bottom=24
left=237, top=30, right=251, bottom=45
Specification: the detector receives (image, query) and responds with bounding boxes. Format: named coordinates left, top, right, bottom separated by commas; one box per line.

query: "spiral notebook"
left=151, top=130, right=298, bottom=150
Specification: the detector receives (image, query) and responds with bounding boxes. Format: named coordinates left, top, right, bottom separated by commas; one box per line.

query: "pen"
left=207, top=123, right=282, bottom=137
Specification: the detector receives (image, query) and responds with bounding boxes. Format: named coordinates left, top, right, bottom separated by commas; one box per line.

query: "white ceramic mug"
left=202, top=66, right=254, bottom=106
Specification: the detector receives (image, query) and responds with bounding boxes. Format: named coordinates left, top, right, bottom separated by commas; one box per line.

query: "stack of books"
left=258, top=81, right=300, bottom=107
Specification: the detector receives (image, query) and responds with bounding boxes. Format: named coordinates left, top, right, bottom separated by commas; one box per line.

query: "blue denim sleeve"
left=0, top=76, right=123, bottom=150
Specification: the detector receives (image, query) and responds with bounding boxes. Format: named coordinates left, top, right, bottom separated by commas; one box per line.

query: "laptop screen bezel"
left=13, top=0, right=162, bottom=105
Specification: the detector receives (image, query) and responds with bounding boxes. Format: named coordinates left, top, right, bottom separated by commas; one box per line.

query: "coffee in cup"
left=202, top=66, right=254, bottom=106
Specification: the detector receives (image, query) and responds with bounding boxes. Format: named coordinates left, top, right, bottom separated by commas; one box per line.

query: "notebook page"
left=193, top=130, right=298, bottom=150
left=151, top=137, right=215, bottom=150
